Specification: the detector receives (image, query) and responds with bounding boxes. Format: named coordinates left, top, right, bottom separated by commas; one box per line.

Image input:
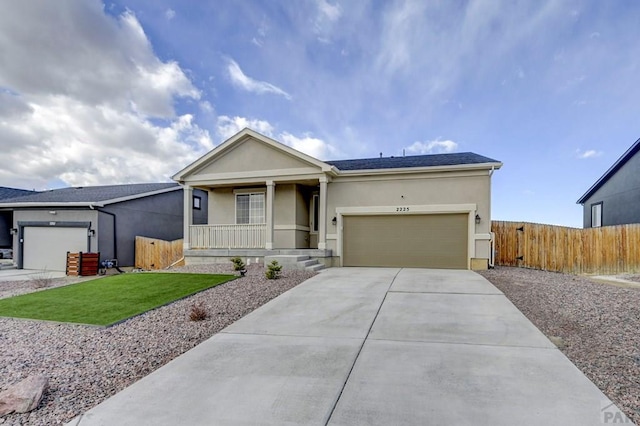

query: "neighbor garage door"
left=23, top=227, right=88, bottom=271
left=342, top=214, right=468, bottom=269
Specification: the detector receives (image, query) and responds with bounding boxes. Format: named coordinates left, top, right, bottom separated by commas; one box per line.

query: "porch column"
left=318, top=177, right=328, bottom=250
left=265, top=180, right=275, bottom=250
left=183, top=185, right=193, bottom=250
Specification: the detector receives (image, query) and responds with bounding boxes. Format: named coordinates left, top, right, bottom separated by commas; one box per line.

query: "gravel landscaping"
left=478, top=266, right=640, bottom=424
left=0, top=263, right=315, bottom=425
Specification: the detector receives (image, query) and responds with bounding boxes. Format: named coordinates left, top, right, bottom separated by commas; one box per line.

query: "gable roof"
left=577, top=137, right=640, bottom=204
left=0, top=183, right=180, bottom=207
left=0, top=187, right=37, bottom=200
left=173, top=128, right=335, bottom=181
left=326, top=152, right=500, bottom=171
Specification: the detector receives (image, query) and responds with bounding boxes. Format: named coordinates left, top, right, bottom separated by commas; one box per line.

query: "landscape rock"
left=0, top=375, right=48, bottom=416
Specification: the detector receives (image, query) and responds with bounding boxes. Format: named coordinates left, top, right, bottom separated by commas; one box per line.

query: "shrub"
left=30, top=270, right=54, bottom=289
left=189, top=303, right=208, bottom=321
left=230, top=257, right=246, bottom=271
left=265, top=260, right=282, bottom=280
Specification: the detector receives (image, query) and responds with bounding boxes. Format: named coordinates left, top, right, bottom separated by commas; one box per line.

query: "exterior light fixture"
left=9, top=228, right=18, bottom=235
left=88, top=229, right=95, bottom=237
left=332, top=216, right=337, bottom=225
left=475, top=214, right=481, bottom=224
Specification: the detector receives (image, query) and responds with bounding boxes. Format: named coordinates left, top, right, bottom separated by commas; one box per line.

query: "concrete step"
left=306, top=263, right=325, bottom=272
left=0, top=263, right=16, bottom=271
left=264, top=255, right=310, bottom=266
left=297, top=259, right=319, bottom=268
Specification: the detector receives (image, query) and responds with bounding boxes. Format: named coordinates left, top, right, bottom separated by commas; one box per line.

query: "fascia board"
left=334, top=161, right=503, bottom=176
left=0, top=202, right=103, bottom=208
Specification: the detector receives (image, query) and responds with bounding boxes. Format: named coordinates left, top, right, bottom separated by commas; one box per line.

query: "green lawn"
left=0, top=273, right=236, bottom=326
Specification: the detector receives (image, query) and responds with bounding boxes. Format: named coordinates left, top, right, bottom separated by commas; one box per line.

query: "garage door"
left=342, top=214, right=468, bottom=269
left=23, top=227, right=88, bottom=271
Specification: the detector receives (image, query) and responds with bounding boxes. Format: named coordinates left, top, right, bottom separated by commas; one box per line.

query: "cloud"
left=216, top=116, right=275, bottom=140
left=165, top=9, right=176, bottom=20
left=576, top=149, right=602, bottom=159
left=226, top=59, right=291, bottom=100
left=316, top=0, right=342, bottom=22
left=0, top=1, right=211, bottom=189
left=280, top=132, right=340, bottom=160
left=405, top=139, right=459, bottom=155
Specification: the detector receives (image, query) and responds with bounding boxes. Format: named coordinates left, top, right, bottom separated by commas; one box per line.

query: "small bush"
left=230, top=257, right=246, bottom=271
left=189, top=303, right=208, bottom=321
left=265, top=260, right=282, bottom=280
left=30, top=271, right=54, bottom=289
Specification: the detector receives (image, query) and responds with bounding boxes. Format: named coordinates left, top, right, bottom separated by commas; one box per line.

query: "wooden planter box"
left=66, top=252, right=100, bottom=276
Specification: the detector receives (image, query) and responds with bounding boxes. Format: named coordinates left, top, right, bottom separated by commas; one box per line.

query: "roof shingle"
left=325, top=152, right=500, bottom=171
left=0, top=183, right=178, bottom=204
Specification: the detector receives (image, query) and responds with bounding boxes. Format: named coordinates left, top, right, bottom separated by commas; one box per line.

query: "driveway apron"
left=69, top=268, right=628, bottom=425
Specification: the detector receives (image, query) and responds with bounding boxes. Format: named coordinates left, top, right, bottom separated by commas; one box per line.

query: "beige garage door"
left=23, top=227, right=88, bottom=271
left=342, top=214, right=468, bottom=269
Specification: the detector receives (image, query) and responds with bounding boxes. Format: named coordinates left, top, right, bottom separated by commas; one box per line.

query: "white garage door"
left=23, top=227, right=88, bottom=271
left=342, top=214, right=469, bottom=269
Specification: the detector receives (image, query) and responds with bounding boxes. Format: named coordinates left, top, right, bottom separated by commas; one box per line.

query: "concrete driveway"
left=0, top=268, right=67, bottom=282
left=69, top=268, right=627, bottom=425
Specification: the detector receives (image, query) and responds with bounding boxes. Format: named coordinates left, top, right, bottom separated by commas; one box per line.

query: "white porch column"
left=183, top=185, right=193, bottom=250
left=318, top=177, right=328, bottom=250
left=265, top=180, right=275, bottom=250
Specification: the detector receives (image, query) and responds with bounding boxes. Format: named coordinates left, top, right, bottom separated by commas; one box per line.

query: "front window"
left=236, top=193, right=265, bottom=224
left=591, top=203, right=602, bottom=228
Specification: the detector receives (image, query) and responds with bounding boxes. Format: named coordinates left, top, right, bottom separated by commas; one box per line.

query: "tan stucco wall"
left=208, top=187, right=236, bottom=224
left=325, top=171, right=493, bottom=261
left=195, top=138, right=316, bottom=175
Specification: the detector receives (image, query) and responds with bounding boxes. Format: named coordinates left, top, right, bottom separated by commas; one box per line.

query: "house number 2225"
left=396, top=207, right=410, bottom=212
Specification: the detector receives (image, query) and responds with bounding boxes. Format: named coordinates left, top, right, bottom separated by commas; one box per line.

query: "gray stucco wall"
left=99, top=188, right=207, bottom=266
left=582, top=151, right=640, bottom=227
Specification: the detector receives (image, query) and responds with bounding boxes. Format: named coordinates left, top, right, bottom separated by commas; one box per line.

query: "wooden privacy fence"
left=492, top=221, right=640, bottom=275
left=135, top=236, right=183, bottom=270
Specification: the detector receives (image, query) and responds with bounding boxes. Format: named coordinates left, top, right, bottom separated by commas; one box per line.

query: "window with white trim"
left=236, top=193, right=265, bottom=224
left=591, top=202, right=602, bottom=228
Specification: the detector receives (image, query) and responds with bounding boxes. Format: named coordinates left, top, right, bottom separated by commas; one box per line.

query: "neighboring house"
left=173, top=129, right=502, bottom=270
left=0, top=186, right=37, bottom=250
left=0, top=183, right=207, bottom=271
left=577, top=137, right=640, bottom=228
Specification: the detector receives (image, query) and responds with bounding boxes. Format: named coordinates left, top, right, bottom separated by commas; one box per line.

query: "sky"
left=1, top=1, right=639, bottom=228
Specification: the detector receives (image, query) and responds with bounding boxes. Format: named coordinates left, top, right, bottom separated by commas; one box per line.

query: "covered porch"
left=181, top=176, right=334, bottom=268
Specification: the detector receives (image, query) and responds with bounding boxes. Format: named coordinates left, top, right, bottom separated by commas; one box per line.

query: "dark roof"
left=577, top=137, right=640, bottom=204
left=0, top=187, right=37, bottom=200
left=325, top=152, right=500, bottom=171
left=0, top=183, right=179, bottom=205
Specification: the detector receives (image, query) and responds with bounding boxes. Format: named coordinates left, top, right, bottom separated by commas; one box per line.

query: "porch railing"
left=189, top=224, right=266, bottom=249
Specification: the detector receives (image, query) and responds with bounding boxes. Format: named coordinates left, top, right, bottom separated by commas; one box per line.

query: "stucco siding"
left=194, top=138, right=318, bottom=175
left=208, top=187, right=237, bottom=224
left=582, top=151, right=640, bottom=227
left=328, top=172, right=491, bottom=228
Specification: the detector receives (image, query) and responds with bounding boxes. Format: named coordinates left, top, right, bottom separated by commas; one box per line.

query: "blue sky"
left=1, top=1, right=639, bottom=227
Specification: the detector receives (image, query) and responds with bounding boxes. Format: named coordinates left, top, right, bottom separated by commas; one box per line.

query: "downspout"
left=90, top=204, right=118, bottom=260
left=488, top=165, right=496, bottom=267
